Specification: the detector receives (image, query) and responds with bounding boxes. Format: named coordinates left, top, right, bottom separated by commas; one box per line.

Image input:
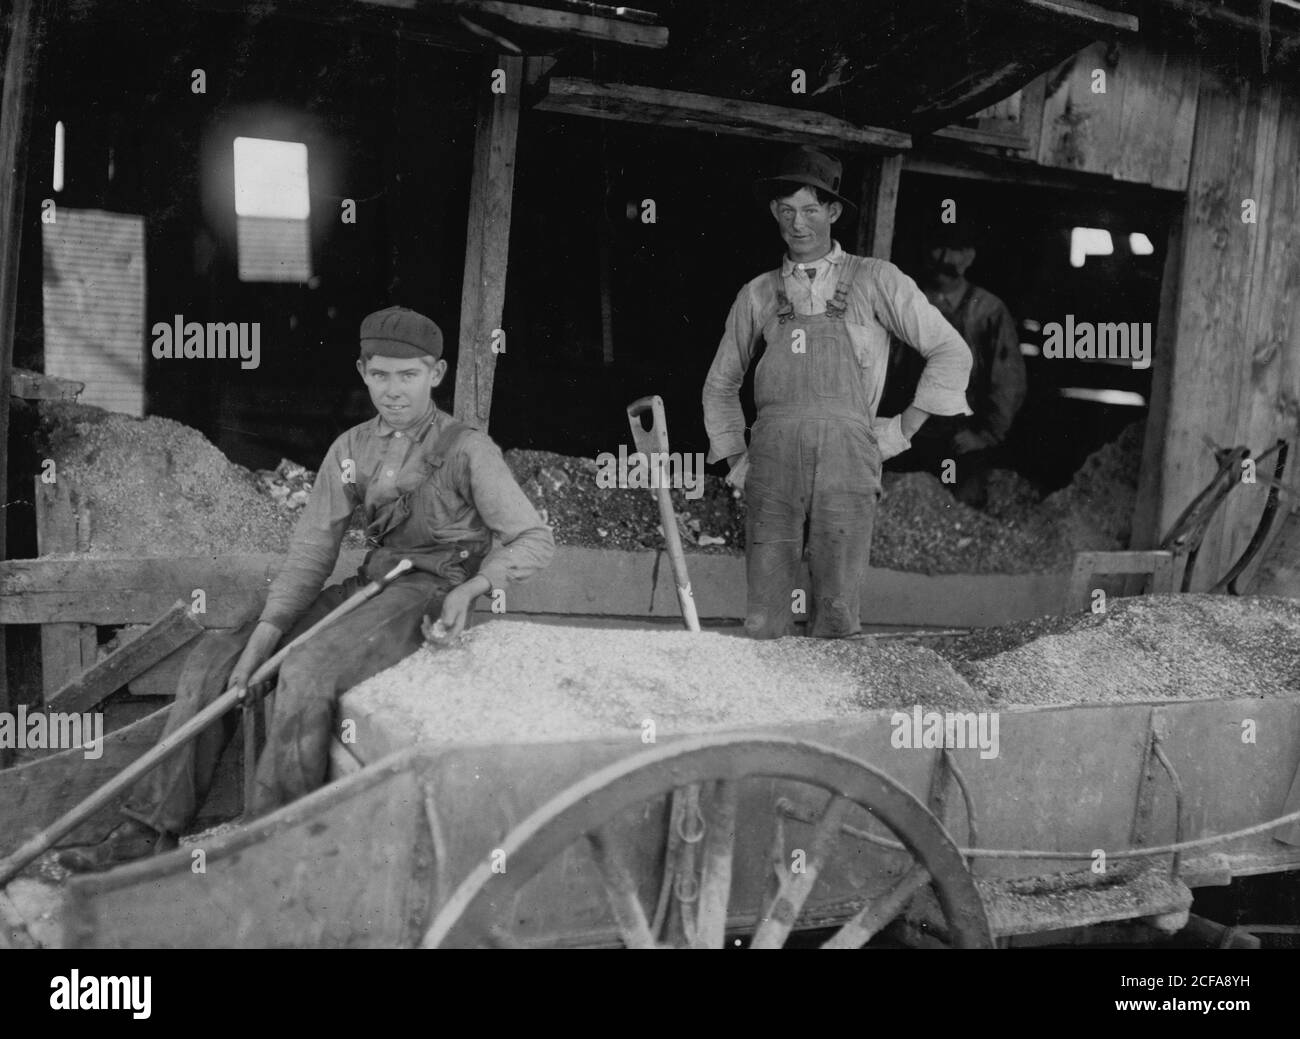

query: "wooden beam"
left=435, top=0, right=668, bottom=49
left=1, top=0, right=50, bottom=763
left=1130, top=211, right=1185, bottom=552
left=855, top=153, right=904, bottom=260
left=0, top=547, right=1072, bottom=628
left=932, top=124, right=1031, bottom=150
left=972, top=0, right=1139, bottom=33
left=454, top=54, right=523, bottom=431
left=535, top=78, right=912, bottom=152
left=46, top=601, right=203, bottom=715
left=10, top=367, right=83, bottom=400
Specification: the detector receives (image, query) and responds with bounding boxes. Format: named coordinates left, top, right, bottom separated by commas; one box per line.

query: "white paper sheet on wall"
left=42, top=207, right=146, bottom=416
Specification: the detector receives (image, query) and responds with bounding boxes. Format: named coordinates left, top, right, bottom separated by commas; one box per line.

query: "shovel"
left=626, top=395, right=700, bottom=633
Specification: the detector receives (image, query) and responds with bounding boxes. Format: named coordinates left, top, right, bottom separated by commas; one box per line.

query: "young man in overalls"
left=62, top=306, right=555, bottom=871
left=702, top=147, right=973, bottom=639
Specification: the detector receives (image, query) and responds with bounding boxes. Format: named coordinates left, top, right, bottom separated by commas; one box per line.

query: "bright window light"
left=1070, top=227, right=1113, bottom=268
left=233, top=137, right=310, bottom=219
left=1020, top=342, right=1041, bottom=356
left=1129, top=232, right=1155, bottom=255
left=1060, top=387, right=1146, bottom=407
left=233, top=137, right=312, bottom=283
left=53, top=120, right=64, bottom=193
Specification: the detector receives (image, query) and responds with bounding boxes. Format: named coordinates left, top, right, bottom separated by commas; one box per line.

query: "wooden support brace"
left=36, top=477, right=97, bottom=701
left=46, top=601, right=203, bottom=715
left=855, top=153, right=904, bottom=260
left=1, top=0, right=51, bottom=762
left=453, top=54, right=523, bottom=431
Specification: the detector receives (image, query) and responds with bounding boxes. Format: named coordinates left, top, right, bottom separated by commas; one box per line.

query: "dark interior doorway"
left=884, top=169, right=1176, bottom=490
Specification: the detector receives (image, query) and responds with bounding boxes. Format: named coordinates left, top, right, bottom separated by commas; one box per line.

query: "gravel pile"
left=939, top=594, right=1300, bottom=705
left=40, top=399, right=1140, bottom=575
left=505, top=448, right=743, bottom=553
left=507, top=424, right=1144, bottom=574
left=344, top=620, right=985, bottom=748
left=347, top=597, right=1300, bottom=748
left=36, top=401, right=365, bottom=557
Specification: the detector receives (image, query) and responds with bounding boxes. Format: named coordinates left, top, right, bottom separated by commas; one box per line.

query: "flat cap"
left=359, top=306, right=443, bottom=360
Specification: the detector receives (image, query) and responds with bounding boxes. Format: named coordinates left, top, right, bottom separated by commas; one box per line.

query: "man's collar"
left=372, top=399, right=438, bottom=438
left=782, top=240, right=845, bottom=276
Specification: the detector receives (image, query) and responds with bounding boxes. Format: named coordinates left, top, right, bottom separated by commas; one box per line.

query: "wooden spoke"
left=751, top=794, right=852, bottom=949
left=821, top=864, right=932, bottom=949
left=692, top=780, right=739, bottom=949
left=422, top=737, right=991, bottom=949
left=586, top=826, right=657, bottom=949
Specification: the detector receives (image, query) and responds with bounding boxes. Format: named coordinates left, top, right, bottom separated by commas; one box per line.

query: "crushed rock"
left=345, top=620, right=985, bottom=748
left=939, top=594, right=1300, bottom=705
left=36, top=401, right=367, bottom=557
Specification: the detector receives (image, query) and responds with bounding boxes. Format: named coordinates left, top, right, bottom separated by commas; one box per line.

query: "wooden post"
left=453, top=55, right=523, bottom=431
left=854, top=152, right=903, bottom=260
left=1, top=0, right=49, bottom=760
left=36, top=477, right=97, bottom=700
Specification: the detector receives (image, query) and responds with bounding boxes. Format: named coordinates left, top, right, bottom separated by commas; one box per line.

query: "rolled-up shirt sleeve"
left=259, top=435, right=357, bottom=633
left=869, top=261, right=973, bottom=417
left=461, top=434, right=555, bottom=593
left=702, top=286, right=760, bottom=465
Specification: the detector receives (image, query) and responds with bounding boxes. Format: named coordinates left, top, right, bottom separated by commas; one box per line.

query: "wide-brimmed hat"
left=753, top=145, right=855, bottom=211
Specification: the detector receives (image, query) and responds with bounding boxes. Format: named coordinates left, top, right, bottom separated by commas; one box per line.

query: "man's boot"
left=57, top=819, right=178, bottom=874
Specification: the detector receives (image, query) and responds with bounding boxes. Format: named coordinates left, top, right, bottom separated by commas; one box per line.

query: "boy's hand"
left=434, top=575, right=492, bottom=639
left=227, top=621, right=283, bottom=693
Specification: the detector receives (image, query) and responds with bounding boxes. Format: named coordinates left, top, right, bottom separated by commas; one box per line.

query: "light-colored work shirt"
left=259, top=403, right=554, bottom=632
left=703, top=241, right=973, bottom=463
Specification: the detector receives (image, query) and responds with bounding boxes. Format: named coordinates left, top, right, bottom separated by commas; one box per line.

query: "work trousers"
left=122, top=570, right=453, bottom=835
left=744, top=415, right=880, bottom=639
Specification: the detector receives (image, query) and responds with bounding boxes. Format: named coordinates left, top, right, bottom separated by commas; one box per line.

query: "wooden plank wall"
left=1034, top=39, right=1200, bottom=191
left=1158, top=70, right=1300, bottom=589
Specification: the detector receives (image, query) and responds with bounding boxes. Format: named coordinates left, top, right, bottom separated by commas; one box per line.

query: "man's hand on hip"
left=227, top=621, right=283, bottom=692
left=725, top=452, right=749, bottom=495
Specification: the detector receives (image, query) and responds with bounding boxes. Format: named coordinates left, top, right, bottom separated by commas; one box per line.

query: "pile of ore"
left=933, top=594, right=1300, bottom=705
left=345, top=619, right=983, bottom=749
left=37, top=399, right=1144, bottom=575
left=507, top=423, right=1146, bottom=574
left=504, top=448, right=743, bottom=554
left=35, top=401, right=365, bottom=557
left=344, top=595, right=1300, bottom=750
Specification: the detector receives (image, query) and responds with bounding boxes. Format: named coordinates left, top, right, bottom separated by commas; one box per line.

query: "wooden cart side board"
left=0, top=548, right=1072, bottom=628
left=0, top=706, right=172, bottom=857
left=63, top=746, right=434, bottom=949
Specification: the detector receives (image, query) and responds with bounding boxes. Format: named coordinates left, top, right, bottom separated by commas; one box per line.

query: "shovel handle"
left=626, top=395, right=670, bottom=456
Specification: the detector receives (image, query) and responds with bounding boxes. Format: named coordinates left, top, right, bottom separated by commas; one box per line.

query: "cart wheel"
left=421, top=735, right=992, bottom=949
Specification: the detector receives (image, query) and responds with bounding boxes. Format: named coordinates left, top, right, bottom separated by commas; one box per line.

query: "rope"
left=774, top=799, right=1300, bottom=862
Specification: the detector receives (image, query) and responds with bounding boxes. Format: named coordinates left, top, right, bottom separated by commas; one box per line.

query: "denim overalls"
left=745, top=256, right=882, bottom=638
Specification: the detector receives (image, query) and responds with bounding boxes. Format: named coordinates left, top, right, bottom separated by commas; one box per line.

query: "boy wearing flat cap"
left=703, top=146, right=973, bottom=639
left=61, top=307, right=554, bottom=872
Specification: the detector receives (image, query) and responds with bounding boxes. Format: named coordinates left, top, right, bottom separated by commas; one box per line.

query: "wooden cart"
left=4, top=675, right=1299, bottom=948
